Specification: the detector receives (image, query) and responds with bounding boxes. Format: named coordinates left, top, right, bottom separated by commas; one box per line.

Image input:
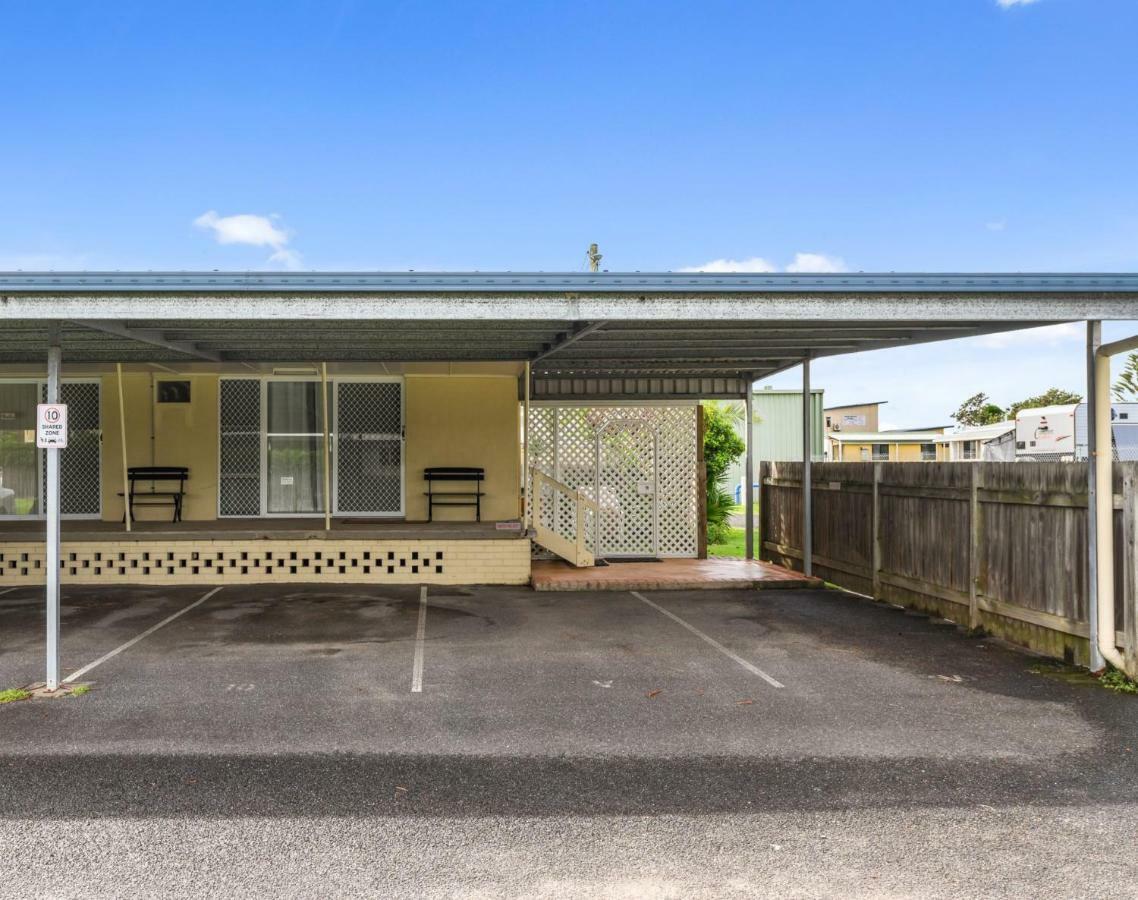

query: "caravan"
left=1015, top=402, right=1138, bottom=461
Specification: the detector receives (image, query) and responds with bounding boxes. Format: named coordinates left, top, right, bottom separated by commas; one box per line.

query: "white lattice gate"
left=528, top=405, right=698, bottom=559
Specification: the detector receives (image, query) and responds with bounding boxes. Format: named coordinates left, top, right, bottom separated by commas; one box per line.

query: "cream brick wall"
left=0, top=538, right=532, bottom=587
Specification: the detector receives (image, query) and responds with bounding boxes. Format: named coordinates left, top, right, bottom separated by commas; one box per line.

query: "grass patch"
left=68, top=684, right=92, bottom=697
left=708, top=526, right=752, bottom=558
left=0, top=688, right=31, bottom=704
left=1029, top=663, right=1138, bottom=694
left=727, top=503, right=760, bottom=516
left=1100, top=668, right=1138, bottom=695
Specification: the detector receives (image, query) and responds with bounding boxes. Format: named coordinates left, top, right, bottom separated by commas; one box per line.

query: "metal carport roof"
left=3, top=271, right=1137, bottom=396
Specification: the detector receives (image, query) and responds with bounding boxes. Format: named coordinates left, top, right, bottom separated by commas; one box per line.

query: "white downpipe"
left=1093, top=335, right=1138, bottom=671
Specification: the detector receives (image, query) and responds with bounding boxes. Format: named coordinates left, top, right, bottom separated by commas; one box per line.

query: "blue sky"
left=2, top=0, right=1136, bottom=426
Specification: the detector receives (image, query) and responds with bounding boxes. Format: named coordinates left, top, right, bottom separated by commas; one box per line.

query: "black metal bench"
left=423, top=467, right=485, bottom=522
left=119, top=466, right=189, bottom=522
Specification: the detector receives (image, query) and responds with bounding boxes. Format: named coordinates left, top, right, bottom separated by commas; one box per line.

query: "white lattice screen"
left=528, top=405, right=698, bottom=558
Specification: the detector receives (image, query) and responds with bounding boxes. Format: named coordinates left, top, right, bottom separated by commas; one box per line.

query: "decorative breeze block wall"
left=0, top=539, right=531, bottom=586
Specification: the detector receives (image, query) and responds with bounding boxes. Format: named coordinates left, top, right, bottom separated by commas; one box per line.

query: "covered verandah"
left=3, top=270, right=1137, bottom=687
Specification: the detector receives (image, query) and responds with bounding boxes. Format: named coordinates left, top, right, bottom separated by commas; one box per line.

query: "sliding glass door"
left=265, top=381, right=326, bottom=515
left=219, top=377, right=404, bottom=518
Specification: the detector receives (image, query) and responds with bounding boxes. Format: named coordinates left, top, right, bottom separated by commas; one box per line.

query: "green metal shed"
left=722, top=386, right=825, bottom=496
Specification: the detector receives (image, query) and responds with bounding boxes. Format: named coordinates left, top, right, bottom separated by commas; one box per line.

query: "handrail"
left=530, top=467, right=598, bottom=568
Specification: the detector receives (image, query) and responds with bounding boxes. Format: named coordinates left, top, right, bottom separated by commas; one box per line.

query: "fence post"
left=969, top=464, right=982, bottom=632
left=872, top=462, right=882, bottom=599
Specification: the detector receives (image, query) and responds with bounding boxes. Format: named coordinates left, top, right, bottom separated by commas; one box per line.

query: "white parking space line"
left=631, top=591, right=785, bottom=689
left=0, top=587, right=20, bottom=598
left=411, top=585, right=428, bottom=693
left=62, top=587, right=223, bottom=684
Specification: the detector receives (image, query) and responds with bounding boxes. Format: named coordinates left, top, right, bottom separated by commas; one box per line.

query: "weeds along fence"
left=761, top=461, right=1138, bottom=672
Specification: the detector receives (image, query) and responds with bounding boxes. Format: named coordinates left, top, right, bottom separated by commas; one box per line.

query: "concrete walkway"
left=531, top=557, right=821, bottom=591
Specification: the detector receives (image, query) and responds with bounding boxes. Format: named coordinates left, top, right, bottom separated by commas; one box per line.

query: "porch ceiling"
left=0, top=317, right=1048, bottom=379
left=2, top=271, right=1137, bottom=382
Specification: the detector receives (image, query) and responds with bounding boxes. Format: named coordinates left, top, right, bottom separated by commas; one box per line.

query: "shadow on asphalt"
left=2, top=751, right=1136, bottom=819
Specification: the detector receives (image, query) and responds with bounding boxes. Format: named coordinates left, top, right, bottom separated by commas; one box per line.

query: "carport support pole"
left=1087, top=321, right=1104, bottom=672
left=744, top=376, right=755, bottom=559
left=45, top=328, right=62, bottom=691
left=116, top=363, right=131, bottom=533
left=802, top=358, right=813, bottom=577
left=523, top=361, right=531, bottom=530
left=321, top=363, right=331, bottom=532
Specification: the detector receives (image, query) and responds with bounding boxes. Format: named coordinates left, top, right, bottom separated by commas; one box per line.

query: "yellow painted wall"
left=404, top=376, right=519, bottom=522
left=837, top=442, right=882, bottom=461
left=97, top=372, right=519, bottom=523
left=100, top=374, right=220, bottom=521
left=836, top=441, right=944, bottom=462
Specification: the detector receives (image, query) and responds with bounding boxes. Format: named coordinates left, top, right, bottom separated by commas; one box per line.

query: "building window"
left=963, top=441, right=978, bottom=460
left=872, top=444, right=889, bottom=461
left=920, top=443, right=936, bottom=461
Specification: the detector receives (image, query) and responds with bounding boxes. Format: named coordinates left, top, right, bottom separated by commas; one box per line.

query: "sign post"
left=38, top=352, right=66, bottom=691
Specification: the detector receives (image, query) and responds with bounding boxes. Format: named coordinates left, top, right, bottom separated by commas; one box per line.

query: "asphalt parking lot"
left=2, top=582, right=1137, bottom=898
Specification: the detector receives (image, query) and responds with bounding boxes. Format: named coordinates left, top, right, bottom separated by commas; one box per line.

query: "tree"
left=702, top=403, right=746, bottom=544
left=951, top=392, right=1006, bottom=426
left=1006, top=388, right=1083, bottom=419
left=1113, top=352, right=1138, bottom=401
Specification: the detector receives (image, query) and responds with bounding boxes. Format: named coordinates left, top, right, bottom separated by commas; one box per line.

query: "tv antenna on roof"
left=587, top=243, right=603, bottom=272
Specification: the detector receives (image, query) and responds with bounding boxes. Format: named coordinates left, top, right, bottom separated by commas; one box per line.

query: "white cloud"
left=679, top=252, right=846, bottom=273
left=678, top=256, right=777, bottom=273
left=975, top=322, right=1083, bottom=349
left=986, top=220, right=1007, bottom=232
left=997, top=0, right=1040, bottom=7
left=268, top=248, right=303, bottom=269
left=193, top=211, right=302, bottom=269
left=785, top=252, right=847, bottom=273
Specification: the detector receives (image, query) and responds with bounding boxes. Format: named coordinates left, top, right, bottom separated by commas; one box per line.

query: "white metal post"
left=1087, top=321, right=1104, bottom=671
left=45, top=332, right=62, bottom=691
left=321, top=363, right=332, bottom=532
left=802, top=358, right=813, bottom=577
left=744, top=378, right=755, bottom=560
left=523, top=361, right=531, bottom=529
left=116, top=363, right=132, bottom=532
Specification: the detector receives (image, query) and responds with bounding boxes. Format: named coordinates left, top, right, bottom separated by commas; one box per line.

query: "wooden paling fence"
left=761, top=461, right=1138, bottom=673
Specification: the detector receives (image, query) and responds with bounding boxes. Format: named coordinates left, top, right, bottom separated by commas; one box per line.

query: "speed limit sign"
left=36, top=403, right=68, bottom=449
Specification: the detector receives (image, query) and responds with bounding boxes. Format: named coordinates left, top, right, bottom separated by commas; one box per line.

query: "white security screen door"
left=0, top=380, right=100, bottom=519
left=54, top=381, right=102, bottom=517
left=0, top=382, right=41, bottom=516
left=334, top=380, right=404, bottom=516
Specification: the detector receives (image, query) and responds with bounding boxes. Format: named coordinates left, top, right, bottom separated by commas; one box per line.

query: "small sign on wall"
left=36, top=404, right=68, bottom=449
